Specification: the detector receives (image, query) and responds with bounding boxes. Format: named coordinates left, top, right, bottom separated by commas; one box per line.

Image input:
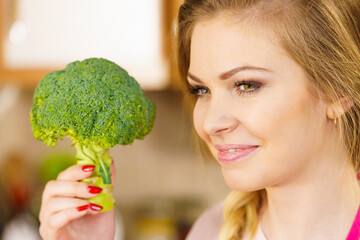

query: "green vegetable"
left=30, top=58, right=156, bottom=211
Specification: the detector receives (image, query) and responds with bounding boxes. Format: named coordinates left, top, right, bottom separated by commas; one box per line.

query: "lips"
left=215, top=144, right=259, bottom=163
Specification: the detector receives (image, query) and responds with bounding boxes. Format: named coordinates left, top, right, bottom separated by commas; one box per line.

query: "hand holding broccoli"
left=39, top=165, right=116, bottom=240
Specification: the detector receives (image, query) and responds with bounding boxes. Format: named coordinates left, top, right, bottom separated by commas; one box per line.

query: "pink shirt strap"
left=346, top=205, right=360, bottom=240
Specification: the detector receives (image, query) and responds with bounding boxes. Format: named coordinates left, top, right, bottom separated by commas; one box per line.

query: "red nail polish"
left=357, top=172, right=360, bottom=180
left=77, top=204, right=89, bottom=212
left=88, top=186, right=103, bottom=194
left=82, top=165, right=95, bottom=172
left=90, top=203, right=103, bottom=211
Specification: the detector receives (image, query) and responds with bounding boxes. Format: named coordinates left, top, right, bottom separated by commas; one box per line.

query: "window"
left=1, top=0, right=170, bottom=89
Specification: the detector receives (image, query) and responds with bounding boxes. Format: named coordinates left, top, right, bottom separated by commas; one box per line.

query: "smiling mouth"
left=215, top=145, right=259, bottom=163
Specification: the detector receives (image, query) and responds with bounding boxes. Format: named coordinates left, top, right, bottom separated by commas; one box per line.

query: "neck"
left=261, top=153, right=360, bottom=240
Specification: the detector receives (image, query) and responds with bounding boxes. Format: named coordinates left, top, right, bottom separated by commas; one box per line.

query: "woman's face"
left=188, top=15, right=332, bottom=191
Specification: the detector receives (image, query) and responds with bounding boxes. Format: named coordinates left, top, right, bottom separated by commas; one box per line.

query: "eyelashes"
left=188, top=85, right=209, bottom=96
left=188, top=80, right=263, bottom=98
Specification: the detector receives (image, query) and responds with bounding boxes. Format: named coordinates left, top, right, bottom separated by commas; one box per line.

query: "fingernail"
left=88, top=186, right=103, bottom=194
left=357, top=172, right=360, bottom=180
left=90, top=203, right=103, bottom=211
left=77, top=204, right=89, bottom=212
left=82, top=165, right=95, bottom=172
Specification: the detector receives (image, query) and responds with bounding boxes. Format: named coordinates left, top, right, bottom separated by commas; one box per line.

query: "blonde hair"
left=176, top=0, right=360, bottom=239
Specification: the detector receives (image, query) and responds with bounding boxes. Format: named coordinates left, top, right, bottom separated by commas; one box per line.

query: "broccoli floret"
left=30, top=58, right=156, bottom=211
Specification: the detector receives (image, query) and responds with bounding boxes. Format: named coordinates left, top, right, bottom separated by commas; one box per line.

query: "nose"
left=201, top=97, right=239, bottom=136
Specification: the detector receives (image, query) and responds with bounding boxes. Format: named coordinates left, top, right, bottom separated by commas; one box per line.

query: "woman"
left=39, top=0, right=360, bottom=239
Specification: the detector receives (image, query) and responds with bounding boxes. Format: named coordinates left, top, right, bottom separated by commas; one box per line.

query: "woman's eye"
left=199, top=88, right=209, bottom=95
left=234, top=81, right=262, bottom=95
left=188, top=85, right=210, bottom=97
left=240, top=83, right=254, bottom=90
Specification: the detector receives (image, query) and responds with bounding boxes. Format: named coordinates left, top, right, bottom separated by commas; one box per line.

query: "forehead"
left=189, top=14, right=288, bottom=76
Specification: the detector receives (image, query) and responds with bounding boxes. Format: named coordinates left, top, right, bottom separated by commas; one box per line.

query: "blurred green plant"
left=38, top=152, right=75, bottom=183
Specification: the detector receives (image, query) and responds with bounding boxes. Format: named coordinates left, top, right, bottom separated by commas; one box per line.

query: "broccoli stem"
left=74, top=143, right=115, bottom=212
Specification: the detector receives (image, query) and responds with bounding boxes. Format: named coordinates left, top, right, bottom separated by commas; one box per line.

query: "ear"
left=326, top=97, right=354, bottom=120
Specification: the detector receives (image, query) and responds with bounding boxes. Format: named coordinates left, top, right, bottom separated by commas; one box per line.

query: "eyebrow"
left=187, top=65, right=272, bottom=83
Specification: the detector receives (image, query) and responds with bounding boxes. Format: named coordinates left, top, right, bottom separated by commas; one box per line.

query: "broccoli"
left=30, top=58, right=156, bottom=211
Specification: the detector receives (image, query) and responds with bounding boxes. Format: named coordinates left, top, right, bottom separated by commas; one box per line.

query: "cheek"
left=269, top=98, right=317, bottom=143
left=245, top=88, right=324, bottom=165
left=229, top=87, right=314, bottom=170
left=245, top=85, right=313, bottom=136
left=193, top=101, right=208, bottom=141
left=251, top=99, right=303, bottom=139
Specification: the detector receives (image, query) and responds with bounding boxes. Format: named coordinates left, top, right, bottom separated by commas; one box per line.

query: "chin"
left=222, top=169, right=266, bottom=192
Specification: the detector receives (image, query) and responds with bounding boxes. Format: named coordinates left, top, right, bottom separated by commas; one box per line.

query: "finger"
left=88, top=204, right=109, bottom=216
left=40, top=197, right=89, bottom=223
left=42, top=180, right=102, bottom=203
left=40, top=180, right=100, bottom=222
left=57, top=164, right=95, bottom=181
left=46, top=206, right=89, bottom=236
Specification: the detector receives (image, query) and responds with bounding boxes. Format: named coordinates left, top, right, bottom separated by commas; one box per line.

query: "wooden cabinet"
left=0, top=0, right=181, bottom=89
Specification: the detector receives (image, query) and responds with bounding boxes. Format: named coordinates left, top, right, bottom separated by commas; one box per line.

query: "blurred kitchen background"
left=0, top=0, right=230, bottom=239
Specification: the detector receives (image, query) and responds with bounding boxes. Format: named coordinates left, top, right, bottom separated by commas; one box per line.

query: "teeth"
left=224, top=149, right=243, bottom=153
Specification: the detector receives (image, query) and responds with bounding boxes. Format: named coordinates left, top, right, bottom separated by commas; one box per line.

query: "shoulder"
left=186, top=201, right=224, bottom=240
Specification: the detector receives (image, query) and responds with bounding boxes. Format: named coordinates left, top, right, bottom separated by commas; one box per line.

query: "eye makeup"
left=187, top=85, right=210, bottom=97
left=187, top=80, right=263, bottom=98
left=233, top=80, right=263, bottom=96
